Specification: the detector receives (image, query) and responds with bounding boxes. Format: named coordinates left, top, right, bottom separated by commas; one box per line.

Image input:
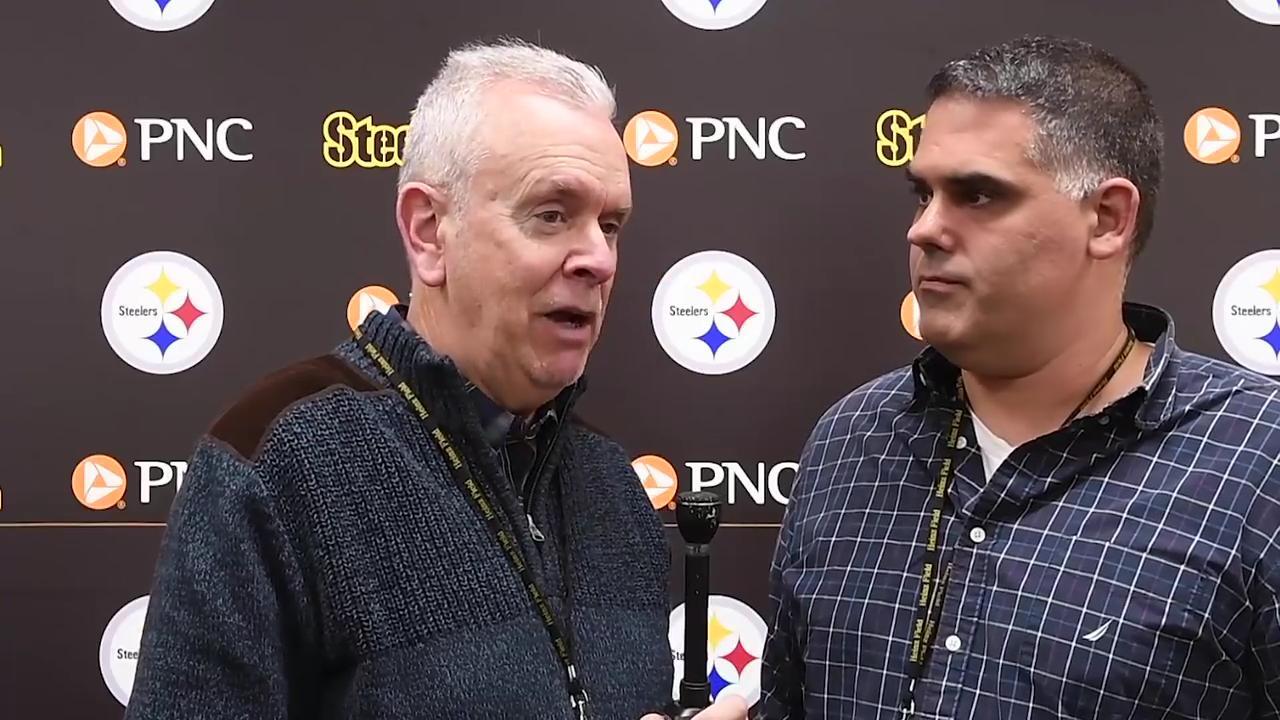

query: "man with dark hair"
left=757, top=35, right=1280, bottom=719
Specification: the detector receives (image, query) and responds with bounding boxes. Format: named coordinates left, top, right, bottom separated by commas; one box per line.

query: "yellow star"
left=1259, top=267, right=1280, bottom=305
left=146, top=267, right=181, bottom=306
left=697, top=270, right=732, bottom=305
left=707, top=611, right=733, bottom=653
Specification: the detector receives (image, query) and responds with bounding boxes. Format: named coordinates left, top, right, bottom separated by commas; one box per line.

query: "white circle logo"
left=101, top=250, right=224, bottom=374
left=652, top=250, right=775, bottom=375
left=1228, top=0, right=1280, bottom=24
left=669, top=595, right=768, bottom=707
left=108, top=0, right=217, bottom=31
left=100, top=595, right=149, bottom=706
left=1213, top=249, right=1280, bottom=375
left=660, top=0, right=770, bottom=30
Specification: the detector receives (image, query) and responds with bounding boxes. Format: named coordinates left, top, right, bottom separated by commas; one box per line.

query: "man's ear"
left=1086, top=177, right=1140, bottom=262
left=397, top=182, right=453, bottom=287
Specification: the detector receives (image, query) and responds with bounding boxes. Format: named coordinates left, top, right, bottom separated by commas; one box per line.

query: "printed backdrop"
left=4, top=0, right=1280, bottom=715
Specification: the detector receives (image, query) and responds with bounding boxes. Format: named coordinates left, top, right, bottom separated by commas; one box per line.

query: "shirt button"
left=969, top=527, right=987, bottom=544
left=1098, top=416, right=1111, bottom=426
left=945, top=634, right=962, bottom=652
left=956, top=436, right=969, bottom=450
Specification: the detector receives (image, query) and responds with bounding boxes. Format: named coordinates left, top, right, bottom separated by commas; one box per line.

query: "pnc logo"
left=877, top=109, right=926, bottom=167
left=624, top=110, right=805, bottom=165
left=660, top=0, right=771, bottom=30
left=1185, top=108, right=1242, bottom=164
left=631, top=455, right=796, bottom=506
left=108, top=0, right=216, bottom=32
left=73, top=111, right=253, bottom=166
left=1213, top=249, right=1280, bottom=376
left=625, top=111, right=680, bottom=167
left=101, top=250, right=224, bottom=375
left=669, top=595, right=768, bottom=705
left=901, top=291, right=922, bottom=341
left=323, top=111, right=408, bottom=169
left=1184, top=107, right=1280, bottom=165
left=73, top=455, right=129, bottom=510
left=74, top=112, right=128, bottom=167
left=347, top=285, right=400, bottom=331
left=631, top=455, right=680, bottom=510
left=73, top=455, right=189, bottom=510
left=652, top=250, right=776, bottom=375
left=1228, top=0, right=1280, bottom=24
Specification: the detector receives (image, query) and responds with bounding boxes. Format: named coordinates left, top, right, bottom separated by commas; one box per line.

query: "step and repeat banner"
left=3, top=0, right=1280, bottom=716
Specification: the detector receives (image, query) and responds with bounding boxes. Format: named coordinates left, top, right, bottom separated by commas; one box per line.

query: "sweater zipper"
left=523, top=420, right=565, bottom=544
left=527, top=513, right=545, bottom=543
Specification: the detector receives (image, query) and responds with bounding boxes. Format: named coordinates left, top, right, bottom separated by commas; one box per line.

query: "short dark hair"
left=926, top=35, right=1164, bottom=258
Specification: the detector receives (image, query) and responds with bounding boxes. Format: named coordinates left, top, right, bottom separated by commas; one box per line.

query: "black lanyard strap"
left=353, top=326, right=590, bottom=719
left=900, top=404, right=964, bottom=719
left=900, top=325, right=1136, bottom=718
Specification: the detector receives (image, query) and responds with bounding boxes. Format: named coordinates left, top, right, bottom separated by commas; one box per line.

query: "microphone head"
left=675, top=491, right=721, bottom=545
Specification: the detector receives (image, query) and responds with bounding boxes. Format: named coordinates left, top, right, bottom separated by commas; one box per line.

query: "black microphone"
left=672, top=490, right=722, bottom=719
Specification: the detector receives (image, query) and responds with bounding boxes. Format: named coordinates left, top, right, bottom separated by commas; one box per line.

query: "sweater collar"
left=355, top=304, right=582, bottom=441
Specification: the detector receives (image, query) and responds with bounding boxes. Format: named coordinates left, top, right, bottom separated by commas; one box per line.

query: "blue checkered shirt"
left=757, top=303, right=1280, bottom=719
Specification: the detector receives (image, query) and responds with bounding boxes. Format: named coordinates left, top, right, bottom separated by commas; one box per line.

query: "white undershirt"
left=969, top=409, right=1015, bottom=481
left=964, top=341, right=1154, bottom=480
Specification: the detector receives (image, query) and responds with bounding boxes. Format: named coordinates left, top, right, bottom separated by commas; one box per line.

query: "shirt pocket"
left=1014, top=539, right=1213, bottom=719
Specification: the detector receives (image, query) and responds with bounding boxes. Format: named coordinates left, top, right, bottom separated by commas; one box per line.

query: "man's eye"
left=537, top=210, right=567, bottom=224
left=962, top=191, right=993, bottom=207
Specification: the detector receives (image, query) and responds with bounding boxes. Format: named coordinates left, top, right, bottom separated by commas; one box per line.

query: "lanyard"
left=353, top=326, right=591, bottom=719
left=900, top=326, right=1136, bottom=718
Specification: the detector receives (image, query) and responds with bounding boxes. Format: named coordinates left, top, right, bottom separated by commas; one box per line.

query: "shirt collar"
left=464, top=380, right=561, bottom=448
left=384, top=304, right=563, bottom=448
left=910, top=301, right=1180, bottom=429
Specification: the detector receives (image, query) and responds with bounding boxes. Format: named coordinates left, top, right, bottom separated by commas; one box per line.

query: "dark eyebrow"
left=905, top=167, right=1016, bottom=193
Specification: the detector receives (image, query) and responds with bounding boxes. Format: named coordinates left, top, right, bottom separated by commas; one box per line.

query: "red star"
left=720, top=294, right=758, bottom=333
left=721, top=638, right=759, bottom=678
left=170, top=294, right=207, bottom=333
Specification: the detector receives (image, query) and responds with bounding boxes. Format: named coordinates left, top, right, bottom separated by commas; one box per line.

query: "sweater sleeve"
left=123, top=438, right=320, bottom=720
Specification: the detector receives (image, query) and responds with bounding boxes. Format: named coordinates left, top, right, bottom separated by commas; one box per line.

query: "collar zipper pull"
left=527, top=514, right=545, bottom=543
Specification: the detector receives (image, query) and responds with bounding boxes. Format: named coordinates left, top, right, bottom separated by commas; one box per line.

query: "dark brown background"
left=1, top=1, right=1274, bottom=716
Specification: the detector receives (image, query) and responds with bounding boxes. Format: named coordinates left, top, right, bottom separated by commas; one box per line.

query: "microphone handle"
left=679, top=542, right=711, bottom=712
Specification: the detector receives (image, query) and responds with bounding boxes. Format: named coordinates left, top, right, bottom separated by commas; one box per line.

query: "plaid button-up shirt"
left=758, top=303, right=1280, bottom=719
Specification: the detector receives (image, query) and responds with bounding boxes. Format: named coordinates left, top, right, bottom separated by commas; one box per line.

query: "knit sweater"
left=122, top=308, right=674, bottom=719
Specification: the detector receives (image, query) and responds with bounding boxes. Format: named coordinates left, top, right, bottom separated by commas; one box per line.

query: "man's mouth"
left=545, top=308, right=594, bottom=328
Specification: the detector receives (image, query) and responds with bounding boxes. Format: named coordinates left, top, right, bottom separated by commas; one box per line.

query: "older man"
left=124, top=39, right=744, bottom=720
left=759, top=35, right=1280, bottom=719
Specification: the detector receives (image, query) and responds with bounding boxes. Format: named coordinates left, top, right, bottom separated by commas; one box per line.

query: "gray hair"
left=926, top=35, right=1164, bottom=257
left=397, top=38, right=617, bottom=207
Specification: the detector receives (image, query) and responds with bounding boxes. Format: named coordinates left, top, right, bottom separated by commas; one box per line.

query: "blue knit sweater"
left=123, top=308, right=674, bottom=719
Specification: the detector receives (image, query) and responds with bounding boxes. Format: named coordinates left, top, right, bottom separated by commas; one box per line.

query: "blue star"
left=707, top=0, right=724, bottom=9
left=695, top=320, right=732, bottom=357
left=1259, top=320, right=1280, bottom=358
left=144, top=318, right=180, bottom=358
left=153, top=0, right=173, bottom=11
left=708, top=665, right=731, bottom=700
